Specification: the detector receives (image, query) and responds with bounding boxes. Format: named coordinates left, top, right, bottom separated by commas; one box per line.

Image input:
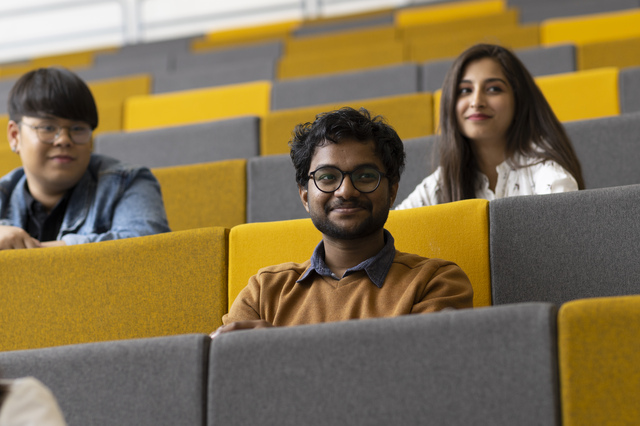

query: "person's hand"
left=40, top=240, right=67, bottom=248
left=209, top=320, right=273, bottom=339
left=0, top=225, right=42, bottom=250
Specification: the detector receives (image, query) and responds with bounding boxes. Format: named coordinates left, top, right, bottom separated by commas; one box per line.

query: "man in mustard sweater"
left=212, top=107, right=473, bottom=337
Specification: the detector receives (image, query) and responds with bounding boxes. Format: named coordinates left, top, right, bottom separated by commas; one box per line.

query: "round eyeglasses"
left=308, top=166, right=386, bottom=194
left=21, top=122, right=93, bottom=145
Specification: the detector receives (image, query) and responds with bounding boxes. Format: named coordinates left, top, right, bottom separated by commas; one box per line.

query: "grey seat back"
left=420, top=44, right=576, bottom=92
left=94, top=116, right=260, bottom=168
left=619, top=66, right=640, bottom=114
left=508, top=0, right=638, bottom=23
left=208, top=303, right=560, bottom=426
left=564, top=112, right=640, bottom=189
left=395, top=135, right=437, bottom=206
left=0, top=334, right=210, bottom=426
left=271, top=63, right=420, bottom=110
left=246, top=154, right=307, bottom=223
left=490, top=184, right=640, bottom=306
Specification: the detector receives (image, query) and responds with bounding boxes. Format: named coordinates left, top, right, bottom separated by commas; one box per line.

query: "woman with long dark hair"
left=397, top=43, right=584, bottom=208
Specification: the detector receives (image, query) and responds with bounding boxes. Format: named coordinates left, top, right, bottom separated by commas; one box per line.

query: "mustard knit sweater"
left=224, top=250, right=473, bottom=326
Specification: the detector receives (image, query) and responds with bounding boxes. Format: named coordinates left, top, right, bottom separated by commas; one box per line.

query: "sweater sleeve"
left=411, top=262, right=474, bottom=313
left=222, top=274, right=262, bottom=325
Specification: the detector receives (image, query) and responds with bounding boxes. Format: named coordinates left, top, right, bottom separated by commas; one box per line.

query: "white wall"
left=0, top=0, right=433, bottom=64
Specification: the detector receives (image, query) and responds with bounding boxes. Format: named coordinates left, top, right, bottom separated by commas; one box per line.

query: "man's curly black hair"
left=289, top=107, right=405, bottom=188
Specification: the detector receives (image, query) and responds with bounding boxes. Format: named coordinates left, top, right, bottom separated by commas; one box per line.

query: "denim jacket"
left=0, top=154, right=171, bottom=245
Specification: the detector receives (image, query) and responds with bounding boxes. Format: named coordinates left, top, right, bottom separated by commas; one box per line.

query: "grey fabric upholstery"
left=564, top=112, right=640, bottom=189
left=153, top=59, right=276, bottom=93
left=76, top=54, right=174, bottom=81
left=94, top=116, right=260, bottom=168
left=511, top=0, right=639, bottom=23
left=490, top=184, right=640, bottom=306
left=420, top=45, right=576, bottom=92
left=246, top=154, right=308, bottom=223
left=173, top=41, right=282, bottom=71
left=619, top=66, right=640, bottom=114
left=271, top=64, right=420, bottom=110
left=98, top=36, right=193, bottom=61
left=293, top=14, right=394, bottom=37
left=208, top=303, right=560, bottom=426
left=0, top=334, right=210, bottom=426
left=394, top=135, right=437, bottom=207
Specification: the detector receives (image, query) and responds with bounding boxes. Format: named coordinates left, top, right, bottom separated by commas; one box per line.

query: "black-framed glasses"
left=308, top=166, right=386, bottom=194
left=21, top=122, right=93, bottom=145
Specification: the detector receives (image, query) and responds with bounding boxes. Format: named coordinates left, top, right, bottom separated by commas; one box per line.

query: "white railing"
left=0, top=0, right=434, bottom=64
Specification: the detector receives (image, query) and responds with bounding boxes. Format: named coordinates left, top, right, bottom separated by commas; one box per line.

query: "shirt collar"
left=297, top=229, right=396, bottom=288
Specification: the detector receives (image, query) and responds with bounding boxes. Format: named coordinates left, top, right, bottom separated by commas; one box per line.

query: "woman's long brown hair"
left=437, top=43, right=585, bottom=203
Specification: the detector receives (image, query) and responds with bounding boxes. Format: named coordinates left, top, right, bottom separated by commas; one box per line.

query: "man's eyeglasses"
left=308, top=166, right=386, bottom=194
left=21, top=122, right=93, bottom=145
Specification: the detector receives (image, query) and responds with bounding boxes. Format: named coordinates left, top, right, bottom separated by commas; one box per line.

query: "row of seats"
left=3, top=181, right=640, bottom=352
left=3, top=110, right=635, bottom=231
left=1, top=296, right=637, bottom=426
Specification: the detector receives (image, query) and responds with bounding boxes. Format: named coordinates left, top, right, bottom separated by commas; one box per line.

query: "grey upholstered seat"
left=0, top=334, right=210, bottom=426
left=619, top=66, right=640, bottom=114
left=153, top=59, right=276, bottom=93
left=94, top=116, right=260, bottom=168
left=246, top=154, right=306, bottom=223
left=271, top=63, right=420, bottom=110
left=490, top=184, right=640, bottom=306
left=564, top=111, right=640, bottom=189
left=420, top=44, right=576, bottom=92
left=208, top=303, right=560, bottom=426
left=507, top=0, right=638, bottom=23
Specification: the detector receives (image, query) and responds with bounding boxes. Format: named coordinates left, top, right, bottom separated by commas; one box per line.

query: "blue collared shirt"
left=297, top=229, right=396, bottom=288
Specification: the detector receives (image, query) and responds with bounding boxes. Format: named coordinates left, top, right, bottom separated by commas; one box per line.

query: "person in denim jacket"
left=0, top=67, right=170, bottom=250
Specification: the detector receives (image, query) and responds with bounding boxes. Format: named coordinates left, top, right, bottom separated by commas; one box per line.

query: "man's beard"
left=309, top=197, right=390, bottom=240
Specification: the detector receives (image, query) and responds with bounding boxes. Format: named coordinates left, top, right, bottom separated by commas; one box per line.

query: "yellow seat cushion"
left=558, top=295, right=640, bottom=425
left=0, top=228, right=229, bottom=351
left=152, top=160, right=247, bottom=231
left=228, top=199, right=490, bottom=309
left=260, top=92, right=433, bottom=156
left=124, top=81, right=271, bottom=131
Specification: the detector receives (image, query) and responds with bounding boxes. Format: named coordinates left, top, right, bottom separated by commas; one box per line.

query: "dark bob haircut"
left=8, top=67, right=99, bottom=130
left=289, top=107, right=405, bottom=188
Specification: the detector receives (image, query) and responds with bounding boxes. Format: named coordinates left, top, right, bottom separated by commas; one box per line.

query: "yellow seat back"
left=124, top=81, right=271, bottom=131
left=192, top=20, right=299, bottom=51
left=153, top=160, right=247, bottom=231
left=558, top=295, right=640, bottom=425
left=408, top=24, right=539, bottom=63
left=433, top=67, right=620, bottom=125
left=284, top=25, right=397, bottom=55
left=542, top=9, right=640, bottom=45
left=260, top=92, right=434, bottom=156
left=536, top=67, right=619, bottom=121
left=401, top=9, right=519, bottom=40
left=577, top=37, right=640, bottom=70
left=395, top=0, right=505, bottom=28
left=228, top=199, right=490, bottom=309
left=0, top=228, right=229, bottom=351
left=277, top=41, right=405, bottom=79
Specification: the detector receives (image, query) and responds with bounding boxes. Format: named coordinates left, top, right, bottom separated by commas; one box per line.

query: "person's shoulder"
left=0, top=166, right=25, bottom=187
left=255, top=260, right=311, bottom=277
left=89, top=154, right=152, bottom=180
left=392, top=250, right=457, bottom=270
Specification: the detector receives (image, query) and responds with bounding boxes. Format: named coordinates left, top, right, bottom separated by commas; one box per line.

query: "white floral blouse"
left=396, top=156, right=579, bottom=209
